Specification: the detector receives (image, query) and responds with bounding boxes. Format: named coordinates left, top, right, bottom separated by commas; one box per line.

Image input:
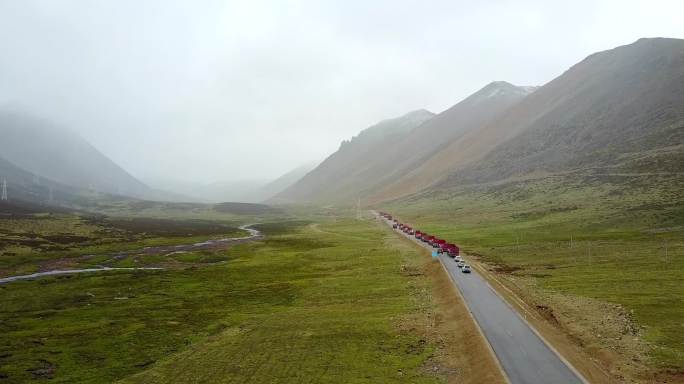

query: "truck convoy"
left=378, top=211, right=460, bottom=257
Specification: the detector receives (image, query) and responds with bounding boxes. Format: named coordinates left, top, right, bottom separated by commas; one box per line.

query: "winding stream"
left=0, top=224, right=262, bottom=285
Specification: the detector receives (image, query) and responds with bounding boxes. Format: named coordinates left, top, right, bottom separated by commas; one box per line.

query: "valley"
left=1, top=6, right=684, bottom=382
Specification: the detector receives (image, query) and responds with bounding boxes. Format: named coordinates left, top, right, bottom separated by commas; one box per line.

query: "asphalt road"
left=381, top=217, right=585, bottom=384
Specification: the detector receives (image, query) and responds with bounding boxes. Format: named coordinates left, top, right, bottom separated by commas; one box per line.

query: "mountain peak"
left=465, top=81, right=537, bottom=104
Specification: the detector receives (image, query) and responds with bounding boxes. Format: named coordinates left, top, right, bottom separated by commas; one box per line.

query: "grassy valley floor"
left=0, top=211, right=499, bottom=383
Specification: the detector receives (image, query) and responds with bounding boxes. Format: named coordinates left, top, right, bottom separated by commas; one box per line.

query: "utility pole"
left=1, top=178, right=7, bottom=201
left=356, top=197, right=361, bottom=219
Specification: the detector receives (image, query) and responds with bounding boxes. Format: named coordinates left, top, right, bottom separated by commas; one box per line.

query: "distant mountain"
left=435, top=37, right=684, bottom=189
left=275, top=109, right=436, bottom=203
left=260, top=164, right=316, bottom=203
left=202, top=179, right=271, bottom=203
left=145, top=177, right=276, bottom=203
left=0, top=109, right=152, bottom=199
left=146, top=163, right=316, bottom=204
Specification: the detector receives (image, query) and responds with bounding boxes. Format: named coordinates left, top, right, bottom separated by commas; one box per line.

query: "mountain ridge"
left=278, top=81, right=534, bottom=204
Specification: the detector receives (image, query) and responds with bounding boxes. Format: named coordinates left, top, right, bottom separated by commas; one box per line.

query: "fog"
left=1, top=0, right=683, bottom=184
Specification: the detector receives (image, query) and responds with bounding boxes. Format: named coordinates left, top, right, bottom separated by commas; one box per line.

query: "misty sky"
left=1, top=0, right=683, bottom=184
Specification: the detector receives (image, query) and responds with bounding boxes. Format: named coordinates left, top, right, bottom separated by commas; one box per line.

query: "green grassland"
left=0, top=217, right=442, bottom=383
left=385, top=172, right=684, bottom=371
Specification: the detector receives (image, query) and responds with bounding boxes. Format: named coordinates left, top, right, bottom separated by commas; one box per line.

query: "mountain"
left=259, top=164, right=316, bottom=203
left=0, top=108, right=152, bottom=199
left=434, top=37, right=684, bottom=189
left=278, top=82, right=535, bottom=204
left=285, top=38, right=684, bottom=206
left=145, top=162, right=315, bottom=204
left=366, top=81, right=536, bottom=202
left=202, top=179, right=271, bottom=203
left=275, top=109, right=436, bottom=203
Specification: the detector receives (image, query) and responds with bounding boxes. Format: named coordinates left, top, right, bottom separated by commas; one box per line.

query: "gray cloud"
left=1, top=0, right=683, bottom=183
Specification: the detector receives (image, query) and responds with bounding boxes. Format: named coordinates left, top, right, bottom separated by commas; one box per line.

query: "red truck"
left=439, top=243, right=459, bottom=256
left=446, top=244, right=460, bottom=257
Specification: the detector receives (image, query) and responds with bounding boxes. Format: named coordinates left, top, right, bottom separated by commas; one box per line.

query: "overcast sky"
left=1, top=0, right=683, bottom=183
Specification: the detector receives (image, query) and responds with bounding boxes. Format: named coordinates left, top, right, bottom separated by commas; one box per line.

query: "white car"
left=454, top=256, right=461, bottom=263
left=462, top=265, right=472, bottom=273
left=457, top=261, right=465, bottom=268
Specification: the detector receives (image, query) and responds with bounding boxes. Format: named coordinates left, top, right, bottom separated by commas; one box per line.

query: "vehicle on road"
left=462, top=265, right=471, bottom=273
left=457, top=261, right=465, bottom=268
left=392, top=224, right=398, bottom=229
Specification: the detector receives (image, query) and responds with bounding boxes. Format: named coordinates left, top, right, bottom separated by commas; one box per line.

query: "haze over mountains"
left=278, top=38, right=684, bottom=205
left=0, top=108, right=313, bottom=206
left=146, top=163, right=315, bottom=203
left=0, top=108, right=151, bottom=199
left=1, top=38, right=682, bottom=209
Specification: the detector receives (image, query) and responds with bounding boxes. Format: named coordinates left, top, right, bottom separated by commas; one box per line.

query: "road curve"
left=379, top=215, right=586, bottom=384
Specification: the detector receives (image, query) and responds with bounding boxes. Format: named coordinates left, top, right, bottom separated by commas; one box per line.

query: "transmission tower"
left=1, top=178, right=7, bottom=201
